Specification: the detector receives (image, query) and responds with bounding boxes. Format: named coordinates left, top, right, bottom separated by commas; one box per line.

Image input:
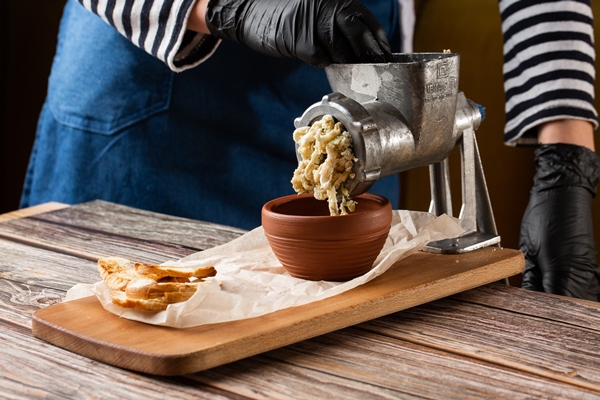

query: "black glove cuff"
left=532, top=143, right=600, bottom=196
left=205, top=0, right=243, bottom=42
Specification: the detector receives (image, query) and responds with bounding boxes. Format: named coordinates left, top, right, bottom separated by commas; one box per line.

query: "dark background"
left=2, top=0, right=65, bottom=214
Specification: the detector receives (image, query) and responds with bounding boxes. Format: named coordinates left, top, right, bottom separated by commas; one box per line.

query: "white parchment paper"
left=65, top=210, right=464, bottom=328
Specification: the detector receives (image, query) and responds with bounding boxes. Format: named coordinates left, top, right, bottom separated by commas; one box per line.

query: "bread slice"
left=133, top=262, right=216, bottom=279
left=98, top=257, right=143, bottom=291
left=109, top=290, right=170, bottom=311
left=99, top=257, right=215, bottom=311
left=157, top=276, right=190, bottom=283
left=125, top=277, right=199, bottom=301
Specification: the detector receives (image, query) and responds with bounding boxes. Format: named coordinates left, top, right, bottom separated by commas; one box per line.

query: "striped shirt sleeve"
left=499, top=0, right=599, bottom=146
left=76, top=0, right=220, bottom=72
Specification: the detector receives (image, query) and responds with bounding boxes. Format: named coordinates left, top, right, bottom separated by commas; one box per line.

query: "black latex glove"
left=205, top=0, right=393, bottom=67
left=520, top=143, right=600, bottom=301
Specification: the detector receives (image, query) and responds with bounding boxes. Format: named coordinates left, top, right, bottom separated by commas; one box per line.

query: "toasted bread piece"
left=98, top=257, right=143, bottom=291
left=125, top=277, right=199, bottom=300
left=99, top=257, right=216, bottom=311
left=133, top=262, right=216, bottom=279
left=109, top=290, right=170, bottom=311
left=157, top=276, right=190, bottom=283
left=161, top=291, right=196, bottom=302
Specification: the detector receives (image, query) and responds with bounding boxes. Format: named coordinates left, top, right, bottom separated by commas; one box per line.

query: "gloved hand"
left=205, top=0, right=393, bottom=67
left=520, top=143, right=600, bottom=301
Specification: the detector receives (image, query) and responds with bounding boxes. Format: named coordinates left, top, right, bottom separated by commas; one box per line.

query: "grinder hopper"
left=294, top=53, right=500, bottom=253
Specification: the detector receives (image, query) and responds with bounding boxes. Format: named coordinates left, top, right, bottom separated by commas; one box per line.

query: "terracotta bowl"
left=261, top=193, right=392, bottom=281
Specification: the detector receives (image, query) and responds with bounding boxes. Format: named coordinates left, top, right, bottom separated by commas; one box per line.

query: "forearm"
left=538, top=120, right=596, bottom=151
left=187, top=0, right=210, bottom=34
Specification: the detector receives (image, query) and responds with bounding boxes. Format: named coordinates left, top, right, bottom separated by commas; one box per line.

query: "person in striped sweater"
left=500, top=0, right=600, bottom=300
left=22, top=0, right=599, bottom=300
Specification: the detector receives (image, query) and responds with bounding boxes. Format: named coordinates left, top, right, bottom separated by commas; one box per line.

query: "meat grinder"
left=294, top=53, right=500, bottom=253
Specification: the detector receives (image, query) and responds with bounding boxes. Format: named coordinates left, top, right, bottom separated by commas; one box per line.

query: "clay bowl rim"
left=262, top=192, right=391, bottom=221
left=261, top=193, right=393, bottom=242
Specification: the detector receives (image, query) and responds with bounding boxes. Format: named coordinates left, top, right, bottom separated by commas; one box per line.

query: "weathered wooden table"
left=2, top=200, right=599, bottom=399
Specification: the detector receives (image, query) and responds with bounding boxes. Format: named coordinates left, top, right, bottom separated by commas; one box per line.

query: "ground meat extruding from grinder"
left=291, top=115, right=357, bottom=216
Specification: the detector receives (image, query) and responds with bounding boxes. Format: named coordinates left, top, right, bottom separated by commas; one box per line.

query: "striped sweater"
left=76, top=0, right=219, bottom=71
left=500, top=0, right=598, bottom=145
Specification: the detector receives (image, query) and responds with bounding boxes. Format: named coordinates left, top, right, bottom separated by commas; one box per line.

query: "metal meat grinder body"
left=294, top=53, right=500, bottom=254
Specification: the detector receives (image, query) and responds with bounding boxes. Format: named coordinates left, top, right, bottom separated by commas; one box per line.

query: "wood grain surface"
left=2, top=200, right=599, bottom=399
left=0, top=202, right=69, bottom=222
left=32, top=246, right=523, bottom=376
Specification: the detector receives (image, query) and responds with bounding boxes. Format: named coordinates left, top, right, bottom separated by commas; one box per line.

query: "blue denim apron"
left=21, top=0, right=400, bottom=230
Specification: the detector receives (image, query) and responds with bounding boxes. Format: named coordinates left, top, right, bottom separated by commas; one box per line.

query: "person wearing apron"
left=21, top=0, right=402, bottom=230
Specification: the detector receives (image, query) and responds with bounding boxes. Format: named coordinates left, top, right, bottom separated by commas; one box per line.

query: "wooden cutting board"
left=32, top=247, right=523, bottom=376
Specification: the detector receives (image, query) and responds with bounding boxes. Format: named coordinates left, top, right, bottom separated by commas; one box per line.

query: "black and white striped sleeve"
left=499, top=0, right=599, bottom=146
left=76, top=0, right=220, bottom=71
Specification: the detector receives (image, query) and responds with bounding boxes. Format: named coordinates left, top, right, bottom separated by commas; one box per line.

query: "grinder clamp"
left=294, top=53, right=500, bottom=253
